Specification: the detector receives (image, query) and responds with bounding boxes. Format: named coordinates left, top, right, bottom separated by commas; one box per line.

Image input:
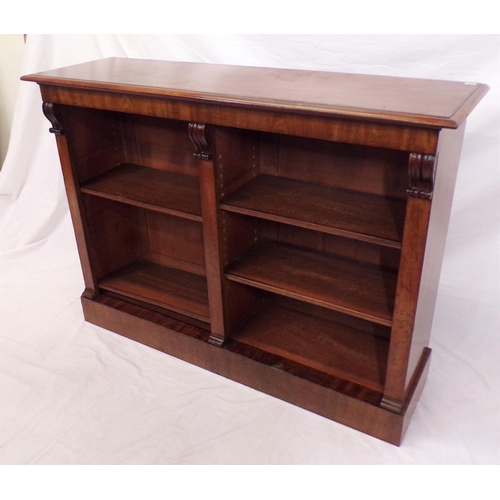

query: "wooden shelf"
left=99, top=260, right=209, bottom=323
left=81, top=163, right=202, bottom=221
left=231, top=301, right=389, bottom=394
left=220, top=174, right=405, bottom=248
left=225, top=240, right=397, bottom=326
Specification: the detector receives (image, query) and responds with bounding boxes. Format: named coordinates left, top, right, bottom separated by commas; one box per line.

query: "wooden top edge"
left=22, top=57, right=490, bottom=128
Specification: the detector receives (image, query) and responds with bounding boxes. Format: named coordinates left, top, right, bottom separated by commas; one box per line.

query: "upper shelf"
left=81, top=163, right=202, bottom=221
left=221, top=174, right=405, bottom=248
left=22, top=58, right=489, bottom=129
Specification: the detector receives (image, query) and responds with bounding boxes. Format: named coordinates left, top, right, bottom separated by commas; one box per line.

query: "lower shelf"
left=230, top=301, right=389, bottom=395
left=98, top=260, right=210, bottom=323
left=82, top=293, right=432, bottom=446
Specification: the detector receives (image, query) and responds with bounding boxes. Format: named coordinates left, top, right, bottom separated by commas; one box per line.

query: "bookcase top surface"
left=22, top=57, right=488, bottom=128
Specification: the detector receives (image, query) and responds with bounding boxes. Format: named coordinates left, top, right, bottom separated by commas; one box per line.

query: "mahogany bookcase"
left=22, top=59, right=488, bottom=445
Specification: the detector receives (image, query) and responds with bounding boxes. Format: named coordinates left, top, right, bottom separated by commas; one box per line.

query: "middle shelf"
left=225, top=240, right=397, bottom=326
left=220, top=174, right=406, bottom=248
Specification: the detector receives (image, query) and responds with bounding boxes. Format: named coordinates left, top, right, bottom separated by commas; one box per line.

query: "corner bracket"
left=188, top=123, right=212, bottom=161
left=406, top=153, right=437, bottom=200
left=42, top=102, right=64, bottom=136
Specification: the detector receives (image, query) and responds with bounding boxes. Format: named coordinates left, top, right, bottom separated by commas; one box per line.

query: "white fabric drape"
left=0, top=34, right=498, bottom=464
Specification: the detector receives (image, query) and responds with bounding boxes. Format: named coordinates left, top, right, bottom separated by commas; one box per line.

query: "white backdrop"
left=0, top=34, right=498, bottom=464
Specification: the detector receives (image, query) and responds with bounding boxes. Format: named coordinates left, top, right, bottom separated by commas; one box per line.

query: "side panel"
left=383, top=124, right=466, bottom=410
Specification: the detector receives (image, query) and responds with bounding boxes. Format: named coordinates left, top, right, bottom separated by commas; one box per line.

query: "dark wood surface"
left=22, top=58, right=488, bottom=128
left=42, top=87, right=442, bottom=153
left=225, top=240, right=397, bottom=326
left=26, top=58, right=488, bottom=445
left=382, top=196, right=432, bottom=410
left=384, top=124, right=467, bottom=407
left=82, top=195, right=148, bottom=281
left=51, top=133, right=99, bottom=297
left=198, top=145, right=227, bottom=345
left=99, top=260, right=210, bottom=323
left=145, top=211, right=206, bottom=276
left=232, top=301, right=389, bottom=392
left=221, top=174, right=405, bottom=248
left=259, top=134, right=410, bottom=199
left=81, top=163, right=202, bottom=220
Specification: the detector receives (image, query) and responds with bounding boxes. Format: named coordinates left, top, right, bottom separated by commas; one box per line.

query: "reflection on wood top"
left=22, top=57, right=489, bottom=128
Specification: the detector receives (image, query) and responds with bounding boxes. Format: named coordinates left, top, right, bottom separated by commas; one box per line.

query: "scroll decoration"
left=42, top=102, right=64, bottom=136
left=406, top=153, right=437, bottom=200
left=188, top=123, right=212, bottom=161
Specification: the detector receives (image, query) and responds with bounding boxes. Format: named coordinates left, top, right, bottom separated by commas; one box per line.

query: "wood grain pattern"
left=260, top=221, right=402, bottom=272
left=38, top=85, right=441, bottom=153
left=260, top=134, right=409, bottom=199
left=221, top=174, right=406, bottom=248
left=403, top=125, right=466, bottom=392
left=382, top=197, right=432, bottom=410
left=53, top=128, right=99, bottom=296
left=146, top=211, right=206, bottom=274
left=99, top=260, right=209, bottom=323
left=233, top=301, right=389, bottom=392
left=24, top=58, right=489, bottom=128
left=225, top=240, right=397, bottom=326
left=82, top=195, right=148, bottom=281
left=196, top=125, right=227, bottom=346
left=120, top=114, right=198, bottom=177
left=226, top=339, right=383, bottom=406
left=58, top=105, right=123, bottom=184
left=81, top=163, right=202, bottom=220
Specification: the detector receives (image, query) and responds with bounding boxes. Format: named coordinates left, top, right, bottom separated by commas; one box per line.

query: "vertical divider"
left=189, top=123, right=227, bottom=346
left=42, top=102, right=98, bottom=299
left=381, top=153, right=436, bottom=412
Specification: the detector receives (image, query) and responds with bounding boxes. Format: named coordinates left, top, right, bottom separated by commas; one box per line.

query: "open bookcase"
left=23, top=59, right=488, bottom=445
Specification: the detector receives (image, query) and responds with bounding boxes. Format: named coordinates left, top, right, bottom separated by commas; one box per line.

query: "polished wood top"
left=22, top=57, right=488, bottom=128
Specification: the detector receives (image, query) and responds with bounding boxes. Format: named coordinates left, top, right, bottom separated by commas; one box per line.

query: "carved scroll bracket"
left=42, top=102, right=64, bottom=136
left=406, top=153, right=437, bottom=200
left=188, top=123, right=212, bottom=161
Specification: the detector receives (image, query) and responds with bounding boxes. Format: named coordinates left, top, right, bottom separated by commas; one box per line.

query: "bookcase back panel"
left=260, top=133, right=409, bottom=199
left=62, top=106, right=199, bottom=182
left=83, top=196, right=205, bottom=279
left=146, top=212, right=206, bottom=275
left=83, top=195, right=148, bottom=279
left=61, top=106, right=123, bottom=183
left=260, top=220, right=401, bottom=271
left=212, top=127, right=259, bottom=196
left=120, top=115, right=198, bottom=177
